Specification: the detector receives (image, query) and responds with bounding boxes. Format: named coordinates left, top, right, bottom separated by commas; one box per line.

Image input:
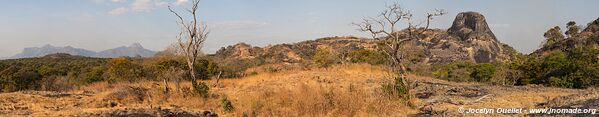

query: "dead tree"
left=168, top=0, right=209, bottom=82
left=353, top=3, right=445, bottom=99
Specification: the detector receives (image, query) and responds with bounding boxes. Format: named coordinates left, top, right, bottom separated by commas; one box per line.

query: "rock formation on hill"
left=212, top=12, right=518, bottom=67
left=582, top=17, right=599, bottom=34
left=213, top=36, right=379, bottom=64
left=448, top=12, right=497, bottom=41
left=442, top=11, right=515, bottom=63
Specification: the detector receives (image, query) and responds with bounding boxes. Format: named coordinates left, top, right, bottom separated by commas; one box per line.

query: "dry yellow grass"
left=212, top=64, right=415, bottom=116
left=0, top=63, right=412, bottom=116
left=1, top=63, right=597, bottom=116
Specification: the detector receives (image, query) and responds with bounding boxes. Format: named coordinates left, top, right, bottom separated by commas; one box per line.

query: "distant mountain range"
left=10, top=43, right=156, bottom=59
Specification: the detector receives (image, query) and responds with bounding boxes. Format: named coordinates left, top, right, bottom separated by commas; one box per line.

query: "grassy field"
left=1, top=64, right=597, bottom=116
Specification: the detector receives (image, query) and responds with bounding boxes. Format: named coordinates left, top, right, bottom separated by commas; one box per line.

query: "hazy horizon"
left=1, top=0, right=598, bottom=58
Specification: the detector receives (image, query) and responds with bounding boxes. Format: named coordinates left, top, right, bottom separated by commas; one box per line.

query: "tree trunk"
left=188, top=62, right=197, bottom=81
left=213, top=71, right=222, bottom=87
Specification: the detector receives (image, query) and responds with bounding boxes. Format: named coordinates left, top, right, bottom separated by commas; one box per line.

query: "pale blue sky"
left=0, top=0, right=598, bottom=57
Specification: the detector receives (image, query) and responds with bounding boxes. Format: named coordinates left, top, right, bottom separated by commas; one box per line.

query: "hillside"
left=1, top=64, right=597, bottom=116
left=212, top=12, right=519, bottom=69
left=531, top=17, right=599, bottom=57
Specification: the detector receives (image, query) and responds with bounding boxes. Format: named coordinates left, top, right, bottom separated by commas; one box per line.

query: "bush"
left=513, top=46, right=599, bottom=88
left=192, top=80, right=210, bottom=98
left=40, top=76, right=76, bottom=91
left=490, top=67, right=521, bottom=86
left=196, top=59, right=220, bottom=80
left=156, top=60, right=185, bottom=71
left=471, top=63, right=496, bottom=82
left=549, top=76, right=575, bottom=88
left=83, top=66, right=106, bottom=84
left=312, top=49, right=337, bottom=68
left=106, top=58, right=144, bottom=82
left=1, top=68, right=42, bottom=92
left=221, top=97, right=234, bottom=112
left=448, top=68, right=472, bottom=82
left=381, top=75, right=410, bottom=101
left=347, top=49, right=386, bottom=65
left=0, top=63, right=5, bottom=71
left=432, top=61, right=475, bottom=82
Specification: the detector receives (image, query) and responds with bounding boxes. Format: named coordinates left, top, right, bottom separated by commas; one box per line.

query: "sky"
left=0, top=0, right=598, bottom=58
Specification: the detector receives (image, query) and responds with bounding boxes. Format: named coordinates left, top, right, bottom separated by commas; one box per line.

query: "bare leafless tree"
left=354, top=3, right=445, bottom=76
left=168, top=0, right=209, bottom=82
left=353, top=3, right=445, bottom=100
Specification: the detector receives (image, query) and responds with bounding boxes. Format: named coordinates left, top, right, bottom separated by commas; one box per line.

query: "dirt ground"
left=0, top=64, right=597, bottom=116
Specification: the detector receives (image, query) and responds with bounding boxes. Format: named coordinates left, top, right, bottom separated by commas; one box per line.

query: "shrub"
left=1, top=68, right=42, bottom=92
left=549, top=76, right=575, bottom=88
left=381, top=75, right=410, bottom=101
left=196, top=59, right=220, bottom=80
left=221, top=97, right=234, bottom=112
left=40, top=76, right=75, bottom=91
left=514, top=46, right=599, bottom=88
left=491, top=67, right=521, bottom=86
left=432, top=70, right=449, bottom=78
left=347, top=49, right=386, bottom=65
left=432, top=61, right=475, bottom=82
left=106, top=58, right=144, bottom=82
left=312, top=49, right=337, bottom=68
left=83, top=66, right=106, bottom=84
left=448, top=68, right=472, bottom=82
left=192, top=80, right=210, bottom=98
left=156, top=60, right=185, bottom=71
left=0, top=63, right=5, bottom=71
left=471, top=63, right=496, bottom=82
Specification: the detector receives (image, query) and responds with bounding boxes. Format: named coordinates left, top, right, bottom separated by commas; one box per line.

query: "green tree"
left=0, top=63, right=6, bottom=71
left=565, top=21, right=580, bottom=38
left=542, top=26, right=564, bottom=47
left=196, top=59, right=220, bottom=80
left=1, top=68, right=42, bottom=92
left=471, top=63, right=496, bottom=82
left=83, top=66, right=106, bottom=84
left=433, top=61, right=475, bottom=82
left=156, top=60, right=186, bottom=74
left=106, top=58, right=143, bottom=82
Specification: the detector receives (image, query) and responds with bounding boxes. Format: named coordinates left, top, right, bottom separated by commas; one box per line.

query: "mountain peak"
left=130, top=43, right=143, bottom=48
left=448, top=11, right=497, bottom=41
left=11, top=43, right=156, bottom=59
left=42, top=44, right=54, bottom=48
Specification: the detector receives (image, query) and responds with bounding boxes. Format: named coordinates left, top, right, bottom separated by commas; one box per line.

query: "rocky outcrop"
left=394, top=12, right=516, bottom=64
left=213, top=12, right=518, bottom=66
left=582, top=17, right=599, bottom=34
left=443, top=12, right=513, bottom=63
left=213, top=36, right=379, bottom=64
left=448, top=12, right=497, bottom=41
